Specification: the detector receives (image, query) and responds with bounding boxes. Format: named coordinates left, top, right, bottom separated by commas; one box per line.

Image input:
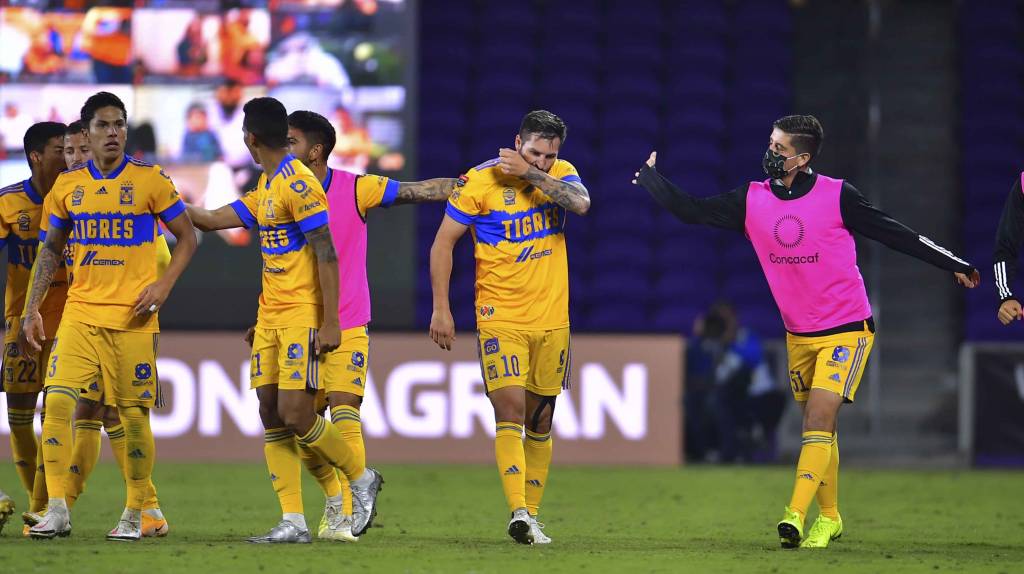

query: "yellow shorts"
left=786, top=326, right=874, bottom=403
left=476, top=327, right=570, bottom=397
left=250, top=326, right=320, bottom=391
left=44, top=319, right=159, bottom=408
left=2, top=320, right=55, bottom=394
left=319, top=325, right=369, bottom=397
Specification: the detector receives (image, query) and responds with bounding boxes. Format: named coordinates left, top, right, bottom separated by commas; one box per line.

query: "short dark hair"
left=23, top=122, right=67, bottom=160
left=243, top=97, right=289, bottom=149
left=81, top=91, right=127, bottom=127
left=519, top=109, right=567, bottom=143
left=65, top=120, right=85, bottom=136
left=288, top=110, right=336, bottom=163
left=773, top=115, right=823, bottom=159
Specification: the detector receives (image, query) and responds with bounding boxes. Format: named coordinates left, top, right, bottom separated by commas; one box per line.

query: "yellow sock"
left=524, top=429, right=552, bottom=516
left=65, top=419, right=103, bottom=509
left=106, top=422, right=128, bottom=478
left=299, top=444, right=342, bottom=499
left=41, top=387, right=78, bottom=502
left=119, top=406, right=155, bottom=511
left=7, top=407, right=38, bottom=496
left=296, top=416, right=363, bottom=481
left=816, top=433, right=840, bottom=519
left=143, top=480, right=160, bottom=511
left=331, top=406, right=366, bottom=470
left=495, top=423, right=526, bottom=512
left=264, top=428, right=303, bottom=514
left=788, top=431, right=833, bottom=522
left=31, top=445, right=48, bottom=512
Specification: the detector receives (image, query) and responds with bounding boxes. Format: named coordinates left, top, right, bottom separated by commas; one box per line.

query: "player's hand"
left=632, top=151, right=657, bottom=184
left=244, top=325, right=256, bottom=348
left=19, top=311, right=44, bottom=355
left=429, top=309, right=456, bottom=351
left=954, top=269, right=980, bottom=289
left=316, top=321, right=341, bottom=358
left=497, top=148, right=530, bottom=178
left=998, top=299, right=1023, bottom=325
left=133, top=279, right=171, bottom=316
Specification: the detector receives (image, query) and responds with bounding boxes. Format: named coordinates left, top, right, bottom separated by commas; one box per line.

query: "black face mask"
left=762, top=149, right=803, bottom=180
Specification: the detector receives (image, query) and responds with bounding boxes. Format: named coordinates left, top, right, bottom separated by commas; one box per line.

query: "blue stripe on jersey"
left=69, top=212, right=156, bottom=247
left=472, top=202, right=565, bottom=246
left=473, top=157, right=501, bottom=171
left=49, top=214, right=71, bottom=230
left=230, top=199, right=257, bottom=228
left=380, top=179, right=400, bottom=208
left=561, top=174, right=582, bottom=184
left=267, top=155, right=298, bottom=188
left=38, top=230, right=46, bottom=242
left=0, top=181, right=23, bottom=196
left=445, top=203, right=476, bottom=225
left=297, top=210, right=328, bottom=233
left=158, top=199, right=186, bottom=223
left=128, top=156, right=153, bottom=167
left=22, top=179, right=43, bottom=205
left=259, top=222, right=308, bottom=255
left=6, top=235, right=38, bottom=268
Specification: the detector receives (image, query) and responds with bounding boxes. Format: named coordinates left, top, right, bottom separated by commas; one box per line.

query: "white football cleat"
left=529, top=516, right=551, bottom=544
left=247, top=520, right=312, bottom=544
left=29, top=506, right=71, bottom=540
left=350, top=468, right=383, bottom=536
left=318, top=504, right=358, bottom=542
left=107, top=510, right=142, bottom=542
left=507, top=508, right=534, bottom=545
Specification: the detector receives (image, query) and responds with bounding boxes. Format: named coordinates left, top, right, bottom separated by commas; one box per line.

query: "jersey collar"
left=86, top=155, right=130, bottom=180
left=770, top=169, right=816, bottom=201
left=322, top=167, right=333, bottom=190
left=266, top=154, right=297, bottom=188
left=22, top=178, right=43, bottom=205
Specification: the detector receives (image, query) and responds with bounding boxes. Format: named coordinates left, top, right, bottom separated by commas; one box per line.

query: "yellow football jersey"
left=47, top=156, right=186, bottom=333
left=446, top=157, right=582, bottom=330
left=231, top=155, right=330, bottom=329
left=0, top=179, right=68, bottom=337
left=354, top=173, right=398, bottom=217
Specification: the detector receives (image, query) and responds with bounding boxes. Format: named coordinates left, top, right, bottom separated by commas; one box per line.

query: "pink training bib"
left=324, top=168, right=371, bottom=330
left=744, top=174, right=872, bottom=333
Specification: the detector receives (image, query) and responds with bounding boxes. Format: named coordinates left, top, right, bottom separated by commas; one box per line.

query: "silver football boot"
left=247, top=520, right=312, bottom=544
left=507, top=508, right=534, bottom=545
left=350, top=468, right=383, bottom=536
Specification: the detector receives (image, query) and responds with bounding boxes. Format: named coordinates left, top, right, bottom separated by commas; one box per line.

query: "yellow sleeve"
left=155, top=234, right=171, bottom=277
left=551, top=159, right=583, bottom=186
left=355, top=174, right=400, bottom=217
left=229, top=186, right=260, bottom=229
left=0, top=200, right=11, bottom=253
left=283, top=173, right=329, bottom=232
left=47, top=176, right=72, bottom=231
left=149, top=166, right=187, bottom=224
left=444, top=171, right=485, bottom=225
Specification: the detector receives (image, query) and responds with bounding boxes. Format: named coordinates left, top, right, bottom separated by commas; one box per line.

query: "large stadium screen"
left=0, top=0, right=416, bottom=328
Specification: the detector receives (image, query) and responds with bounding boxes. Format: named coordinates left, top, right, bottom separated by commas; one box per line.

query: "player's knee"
left=802, top=407, right=835, bottom=432
left=328, top=392, right=362, bottom=409
left=74, top=398, right=103, bottom=421
left=277, top=404, right=312, bottom=433
left=102, top=406, right=121, bottom=428
left=493, top=402, right=525, bottom=425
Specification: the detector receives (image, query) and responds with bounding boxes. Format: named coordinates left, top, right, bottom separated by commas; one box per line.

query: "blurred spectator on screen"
left=81, top=7, right=133, bottom=83
left=181, top=104, right=223, bottom=163
left=23, top=23, right=64, bottom=75
left=176, top=17, right=209, bottom=77
left=331, top=105, right=372, bottom=172
left=0, top=103, right=35, bottom=153
left=206, top=80, right=251, bottom=170
left=685, top=302, right=785, bottom=463
left=220, top=9, right=266, bottom=86
left=265, top=32, right=351, bottom=90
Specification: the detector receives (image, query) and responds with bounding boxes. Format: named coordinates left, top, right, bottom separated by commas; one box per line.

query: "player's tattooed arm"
left=522, top=167, right=591, bottom=215
left=304, top=224, right=341, bottom=355
left=20, top=227, right=69, bottom=353
left=393, top=178, right=459, bottom=205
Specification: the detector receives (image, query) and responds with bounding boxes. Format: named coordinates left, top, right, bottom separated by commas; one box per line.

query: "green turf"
left=1, top=462, right=1022, bottom=573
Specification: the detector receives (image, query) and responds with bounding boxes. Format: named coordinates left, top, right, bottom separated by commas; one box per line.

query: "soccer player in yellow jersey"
left=186, top=97, right=380, bottom=544
left=280, top=110, right=455, bottom=540
left=429, top=110, right=590, bottom=544
left=19, top=120, right=172, bottom=537
left=0, top=121, right=67, bottom=522
left=21, top=92, right=197, bottom=541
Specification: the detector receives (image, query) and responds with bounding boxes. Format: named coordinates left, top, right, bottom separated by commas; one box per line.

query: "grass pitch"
left=1, top=462, right=1021, bottom=573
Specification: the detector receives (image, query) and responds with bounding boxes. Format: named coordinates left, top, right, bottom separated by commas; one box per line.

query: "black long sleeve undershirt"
left=637, top=165, right=976, bottom=275
left=993, top=176, right=1024, bottom=302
